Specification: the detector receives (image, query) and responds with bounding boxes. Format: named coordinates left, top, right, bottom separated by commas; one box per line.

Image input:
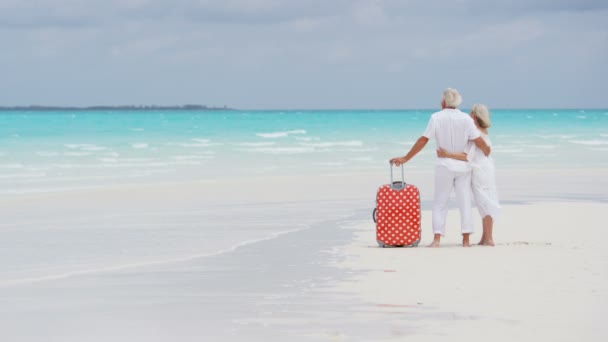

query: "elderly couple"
left=390, top=88, right=500, bottom=247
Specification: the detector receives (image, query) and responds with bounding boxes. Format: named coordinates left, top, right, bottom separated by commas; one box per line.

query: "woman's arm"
left=436, top=148, right=468, bottom=161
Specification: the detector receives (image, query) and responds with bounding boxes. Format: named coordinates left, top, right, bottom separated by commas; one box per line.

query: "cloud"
left=0, top=0, right=606, bottom=108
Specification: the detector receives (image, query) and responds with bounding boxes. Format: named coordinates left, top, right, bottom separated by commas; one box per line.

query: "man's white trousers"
left=432, top=165, right=474, bottom=236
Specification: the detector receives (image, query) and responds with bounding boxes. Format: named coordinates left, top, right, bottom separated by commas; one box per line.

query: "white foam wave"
left=235, top=142, right=276, bottom=147
left=192, top=138, right=210, bottom=143
left=239, top=147, right=315, bottom=154
left=64, top=152, right=93, bottom=157
left=314, top=162, right=345, bottom=166
left=299, top=140, right=362, bottom=148
left=343, top=148, right=378, bottom=152
left=256, top=130, right=307, bottom=138
left=0, top=172, right=46, bottom=179
left=0, top=163, right=24, bottom=169
left=529, top=145, right=558, bottom=149
left=80, top=145, right=107, bottom=151
left=295, top=137, right=320, bottom=142
left=493, top=148, right=524, bottom=153
left=538, top=134, right=577, bottom=140
left=172, top=155, right=214, bottom=160
left=130, top=128, right=145, bottom=131
left=576, top=115, right=587, bottom=119
left=64, top=144, right=103, bottom=150
left=348, top=156, right=374, bottom=162
left=131, top=143, right=149, bottom=149
left=36, top=151, right=60, bottom=157
left=587, top=147, right=608, bottom=152
left=569, top=140, right=608, bottom=146
left=167, top=142, right=222, bottom=148
left=120, top=158, right=155, bottom=162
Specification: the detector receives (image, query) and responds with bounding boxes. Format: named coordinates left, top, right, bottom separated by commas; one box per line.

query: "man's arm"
left=390, top=136, right=429, bottom=166
left=473, top=136, right=491, bottom=156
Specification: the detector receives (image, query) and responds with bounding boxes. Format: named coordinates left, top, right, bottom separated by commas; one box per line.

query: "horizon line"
left=1, top=106, right=607, bottom=112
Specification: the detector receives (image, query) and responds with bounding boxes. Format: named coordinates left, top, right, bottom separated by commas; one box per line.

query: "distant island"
left=0, top=105, right=233, bottom=111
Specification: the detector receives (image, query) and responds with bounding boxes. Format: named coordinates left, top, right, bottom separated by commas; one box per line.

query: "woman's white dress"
left=466, top=132, right=501, bottom=219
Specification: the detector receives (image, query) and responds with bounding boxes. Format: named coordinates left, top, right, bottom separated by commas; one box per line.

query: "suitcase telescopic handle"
left=390, top=164, right=406, bottom=191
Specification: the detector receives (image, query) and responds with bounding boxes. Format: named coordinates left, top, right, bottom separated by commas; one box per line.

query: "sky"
left=1, top=0, right=607, bottom=109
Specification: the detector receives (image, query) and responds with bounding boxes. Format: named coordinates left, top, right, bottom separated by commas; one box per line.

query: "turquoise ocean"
left=1, top=109, right=607, bottom=194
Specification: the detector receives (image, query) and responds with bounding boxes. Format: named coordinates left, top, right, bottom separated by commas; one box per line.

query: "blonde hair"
left=442, top=88, right=462, bottom=107
left=471, top=103, right=491, bottom=128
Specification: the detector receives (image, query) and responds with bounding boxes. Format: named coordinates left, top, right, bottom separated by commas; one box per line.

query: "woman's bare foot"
left=479, top=239, right=495, bottom=246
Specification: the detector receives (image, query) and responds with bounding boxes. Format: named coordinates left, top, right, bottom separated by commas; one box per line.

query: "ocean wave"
left=131, top=143, right=149, bottom=149
left=343, top=148, right=378, bottom=152
left=347, top=156, right=374, bottom=162
left=64, top=144, right=103, bottom=150
left=239, top=147, right=315, bottom=154
left=529, top=145, right=558, bottom=149
left=299, top=140, right=362, bottom=148
left=172, top=155, right=214, bottom=160
left=234, top=142, right=276, bottom=147
left=569, top=140, right=608, bottom=146
left=0, top=172, right=46, bottom=179
left=493, top=148, right=524, bottom=153
left=587, top=147, right=608, bottom=152
left=538, top=134, right=577, bottom=140
left=80, top=145, right=107, bottom=151
left=313, top=162, right=345, bottom=166
left=130, top=128, right=145, bottom=131
left=397, top=141, right=417, bottom=146
left=576, top=115, right=587, bottom=119
left=256, top=130, right=307, bottom=138
left=36, top=151, right=60, bottom=157
left=167, top=141, right=222, bottom=148
left=0, top=163, right=24, bottom=169
left=64, top=152, right=93, bottom=157
left=192, top=138, right=210, bottom=143
left=295, top=137, right=320, bottom=142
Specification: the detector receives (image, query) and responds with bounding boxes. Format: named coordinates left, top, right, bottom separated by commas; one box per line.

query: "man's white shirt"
left=422, top=108, right=481, bottom=172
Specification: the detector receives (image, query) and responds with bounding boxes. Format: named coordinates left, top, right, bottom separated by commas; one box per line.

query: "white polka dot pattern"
left=375, top=184, right=421, bottom=247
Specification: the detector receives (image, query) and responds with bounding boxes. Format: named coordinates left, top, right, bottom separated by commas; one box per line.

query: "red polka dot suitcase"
left=373, top=165, right=421, bottom=247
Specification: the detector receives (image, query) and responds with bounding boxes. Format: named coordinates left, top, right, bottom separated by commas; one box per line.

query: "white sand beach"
left=1, top=168, right=607, bottom=341
left=330, top=202, right=608, bottom=341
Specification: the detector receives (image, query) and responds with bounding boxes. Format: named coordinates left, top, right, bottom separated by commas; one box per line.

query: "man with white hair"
left=390, top=88, right=490, bottom=247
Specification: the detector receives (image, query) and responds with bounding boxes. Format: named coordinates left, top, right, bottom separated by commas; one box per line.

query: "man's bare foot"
left=462, top=233, right=471, bottom=247
left=428, top=240, right=440, bottom=248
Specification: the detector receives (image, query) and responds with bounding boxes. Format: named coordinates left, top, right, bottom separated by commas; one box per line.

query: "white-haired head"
left=442, top=88, right=462, bottom=108
left=471, top=103, right=491, bottom=128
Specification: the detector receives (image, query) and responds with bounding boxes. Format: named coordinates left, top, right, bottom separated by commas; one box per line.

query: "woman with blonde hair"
left=437, top=104, right=500, bottom=246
